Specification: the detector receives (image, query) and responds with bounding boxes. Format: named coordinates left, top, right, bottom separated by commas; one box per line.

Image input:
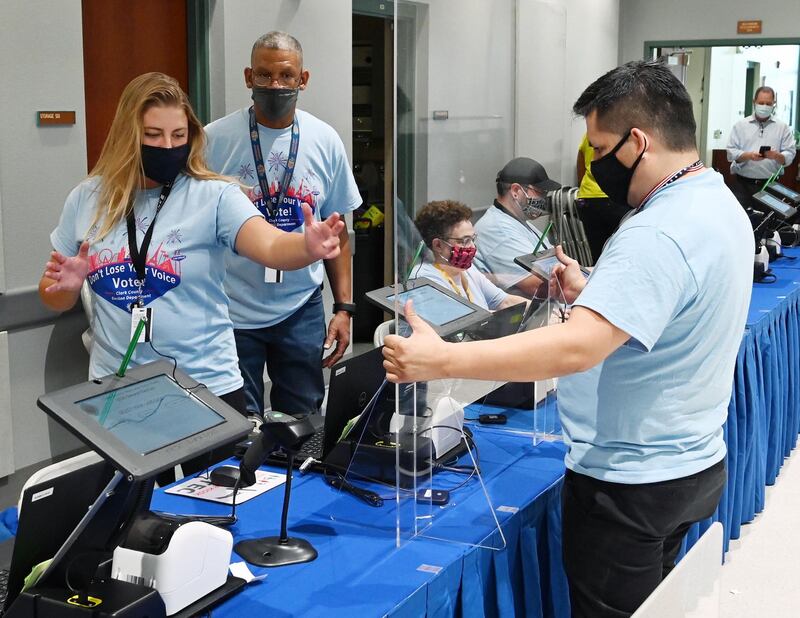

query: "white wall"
left=706, top=47, right=748, bottom=156
left=0, top=0, right=89, bottom=473
left=414, top=0, right=516, bottom=209
left=516, top=0, right=620, bottom=188
left=619, top=0, right=800, bottom=63
left=742, top=45, right=799, bottom=128
left=411, top=0, right=619, bottom=210
left=683, top=47, right=707, bottom=152
left=0, top=0, right=88, bottom=292
left=207, top=0, right=352, bottom=155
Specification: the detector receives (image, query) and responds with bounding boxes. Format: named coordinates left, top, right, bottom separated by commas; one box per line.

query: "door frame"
left=645, top=38, right=800, bottom=130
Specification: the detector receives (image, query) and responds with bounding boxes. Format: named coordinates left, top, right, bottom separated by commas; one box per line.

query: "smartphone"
left=759, top=145, right=772, bottom=155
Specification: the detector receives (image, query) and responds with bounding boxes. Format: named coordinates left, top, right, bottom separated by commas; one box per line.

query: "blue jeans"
left=234, top=288, right=326, bottom=416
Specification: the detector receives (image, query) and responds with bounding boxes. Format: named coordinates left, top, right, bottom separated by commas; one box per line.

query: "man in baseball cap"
left=473, top=157, right=561, bottom=297
left=496, top=157, right=562, bottom=192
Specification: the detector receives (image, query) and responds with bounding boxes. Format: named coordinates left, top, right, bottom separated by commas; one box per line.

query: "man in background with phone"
left=726, top=86, right=796, bottom=212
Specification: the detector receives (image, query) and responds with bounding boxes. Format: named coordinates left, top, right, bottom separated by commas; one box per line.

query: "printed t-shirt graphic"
left=205, top=108, right=362, bottom=329
left=86, top=234, right=183, bottom=311
left=245, top=167, right=319, bottom=232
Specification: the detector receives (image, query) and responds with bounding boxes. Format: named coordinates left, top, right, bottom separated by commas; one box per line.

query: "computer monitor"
left=365, top=277, right=491, bottom=338
left=765, top=182, right=800, bottom=207
left=38, top=360, right=252, bottom=480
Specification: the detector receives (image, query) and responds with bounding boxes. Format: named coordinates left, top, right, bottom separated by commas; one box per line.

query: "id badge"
left=130, top=306, right=153, bottom=343
left=264, top=267, right=284, bottom=284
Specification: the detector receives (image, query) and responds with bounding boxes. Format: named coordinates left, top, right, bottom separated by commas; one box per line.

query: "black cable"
left=64, top=550, right=107, bottom=597
left=439, top=466, right=477, bottom=493
left=423, top=424, right=481, bottom=473
left=323, top=468, right=384, bottom=507
left=321, top=422, right=481, bottom=506
left=154, top=472, right=240, bottom=527
left=147, top=339, right=208, bottom=394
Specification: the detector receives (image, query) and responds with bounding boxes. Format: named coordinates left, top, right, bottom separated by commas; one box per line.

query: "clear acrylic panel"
left=329, top=0, right=573, bottom=550
left=393, top=0, right=523, bottom=551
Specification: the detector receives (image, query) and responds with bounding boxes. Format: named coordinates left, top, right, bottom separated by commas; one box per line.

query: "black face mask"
left=252, top=86, right=298, bottom=122
left=591, top=130, right=646, bottom=207
left=140, top=143, right=190, bottom=185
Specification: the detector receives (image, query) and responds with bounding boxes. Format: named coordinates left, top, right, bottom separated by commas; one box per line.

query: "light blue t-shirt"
left=50, top=174, right=261, bottom=395
left=414, top=262, right=507, bottom=310
left=474, top=204, right=551, bottom=290
left=205, top=108, right=362, bottom=328
left=557, top=170, right=753, bottom=483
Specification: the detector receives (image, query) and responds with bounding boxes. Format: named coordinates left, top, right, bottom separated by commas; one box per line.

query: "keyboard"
left=299, top=430, right=325, bottom=460
left=267, top=429, right=326, bottom=467
left=0, top=567, right=9, bottom=612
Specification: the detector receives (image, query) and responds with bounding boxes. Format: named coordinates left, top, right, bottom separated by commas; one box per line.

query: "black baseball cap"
left=496, top=157, right=561, bottom=192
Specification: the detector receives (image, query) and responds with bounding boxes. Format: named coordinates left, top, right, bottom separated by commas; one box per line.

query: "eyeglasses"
left=445, top=234, right=478, bottom=247
left=523, top=186, right=544, bottom=199
left=250, top=71, right=302, bottom=88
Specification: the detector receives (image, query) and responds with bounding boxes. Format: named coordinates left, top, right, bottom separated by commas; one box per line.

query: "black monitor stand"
left=6, top=471, right=246, bottom=618
left=5, top=471, right=168, bottom=617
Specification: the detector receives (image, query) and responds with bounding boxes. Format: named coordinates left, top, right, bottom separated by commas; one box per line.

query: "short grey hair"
left=252, top=31, right=303, bottom=65
left=754, top=86, right=776, bottom=102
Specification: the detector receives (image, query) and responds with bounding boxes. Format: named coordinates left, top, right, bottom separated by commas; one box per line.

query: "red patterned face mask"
left=442, top=242, right=477, bottom=269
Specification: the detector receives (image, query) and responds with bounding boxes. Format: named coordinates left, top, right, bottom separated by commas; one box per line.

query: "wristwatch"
left=333, top=302, right=357, bottom=316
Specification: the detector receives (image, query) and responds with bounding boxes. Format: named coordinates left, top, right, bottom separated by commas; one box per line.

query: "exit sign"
left=737, top=20, right=762, bottom=34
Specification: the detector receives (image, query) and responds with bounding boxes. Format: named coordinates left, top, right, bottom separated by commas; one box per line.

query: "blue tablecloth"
left=148, top=248, right=800, bottom=616
left=683, top=246, right=800, bottom=553
left=151, top=430, right=570, bottom=617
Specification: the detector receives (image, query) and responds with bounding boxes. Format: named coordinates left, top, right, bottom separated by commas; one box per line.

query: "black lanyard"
left=126, top=182, right=173, bottom=302
left=248, top=106, right=300, bottom=216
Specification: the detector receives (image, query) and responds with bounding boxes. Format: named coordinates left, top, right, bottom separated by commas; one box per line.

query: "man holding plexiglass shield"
left=383, top=61, right=752, bottom=617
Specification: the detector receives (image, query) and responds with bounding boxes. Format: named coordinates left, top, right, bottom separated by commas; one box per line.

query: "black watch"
left=333, top=302, right=357, bottom=316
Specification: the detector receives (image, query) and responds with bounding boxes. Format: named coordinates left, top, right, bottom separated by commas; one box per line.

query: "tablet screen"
left=388, top=284, right=475, bottom=325
left=533, top=255, right=561, bottom=276
left=769, top=183, right=800, bottom=202
left=756, top=192, right=796, bottom=218
left=76, top=375, right=224, bottom=455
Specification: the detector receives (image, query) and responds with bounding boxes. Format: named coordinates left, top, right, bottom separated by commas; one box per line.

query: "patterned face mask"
left=440, top=241, right=477, bottom=269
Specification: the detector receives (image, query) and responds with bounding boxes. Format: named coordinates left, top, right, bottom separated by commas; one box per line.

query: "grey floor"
left=719, top=451, right=800, bottom=617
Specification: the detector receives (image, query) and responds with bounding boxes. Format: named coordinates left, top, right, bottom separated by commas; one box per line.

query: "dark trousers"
left=731, top=174, right=770, bottom=212
left=155, top=387, right=247, bottom=487
left=561, top=459, right=726, bottom=618
left=234, top=287, right=326, bottom=416
left=575, top=198, right=630, bottom=263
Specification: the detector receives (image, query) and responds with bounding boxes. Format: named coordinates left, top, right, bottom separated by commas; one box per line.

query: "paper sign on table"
left=164, top=469, right=286, bottom=504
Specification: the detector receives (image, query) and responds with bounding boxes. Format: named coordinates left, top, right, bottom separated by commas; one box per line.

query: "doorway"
left=651, top=41, right=800, bottom=192
left=81, top=0, right=191, bottom=172
left=350, top=12, right=393, bottom=342
left=350, top=2, right=420, bottom=343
